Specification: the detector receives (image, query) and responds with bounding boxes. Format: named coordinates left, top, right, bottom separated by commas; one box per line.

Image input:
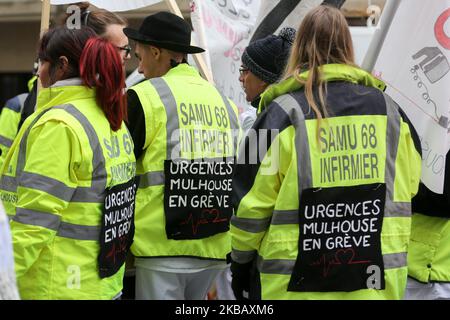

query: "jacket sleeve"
left=231, top=103, right=293, bottom=263
left=126, top=89, right=146, bottom=160
left=228, top=98, right=243, bottom=158
left=401, top=121, right=422, bottom=199
left=11, top=120, right=81, bottom=279
left=404, top=109, right=450, bottom=217
left=0, top=99, right=22, bottom=169
left=392, top=107, right=422, bottom=204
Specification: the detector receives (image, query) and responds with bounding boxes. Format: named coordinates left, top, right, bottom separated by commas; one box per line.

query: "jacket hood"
left=258, top=64, right=386, bottom=113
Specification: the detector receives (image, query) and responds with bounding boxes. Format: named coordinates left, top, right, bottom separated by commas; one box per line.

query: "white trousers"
left=135, top=267, right=221, bottom=300
left=214, top=266, right=236, bottom=300
left=404, top=277, right=450, bottom=300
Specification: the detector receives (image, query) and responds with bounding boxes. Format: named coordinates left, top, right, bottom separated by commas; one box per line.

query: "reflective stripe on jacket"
left=231, top=64, right=422, bottom=299
left=129, top=64, right=240, bottom=260
left=0, top=81, right=136, bottom=299
left=0, top=93, right=27, bottom=170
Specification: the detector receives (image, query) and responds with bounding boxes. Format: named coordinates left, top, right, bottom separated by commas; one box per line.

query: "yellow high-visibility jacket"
left=231, top=64, right=422, bottom=299
left=0, top=93, right=27, bottom=170
left=0, top=79, right=136, bottom=299
left=128, top=64, right=240, bottom=260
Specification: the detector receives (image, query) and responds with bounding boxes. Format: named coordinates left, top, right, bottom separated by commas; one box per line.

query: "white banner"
left=253, top=0, right=321, bottom=37
left=190, top=0, right=331, bottom=114
left=190, top=0, right=261, bottom=113
left=351, top=26, right=376, bottom=66
left=50, top=0, right=162, bottom=12
left=250, top=1, right=372, bottom=65
left=373, top=0, right=450, bottom=193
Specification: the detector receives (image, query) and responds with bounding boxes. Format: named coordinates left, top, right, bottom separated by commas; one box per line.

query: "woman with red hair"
left=0, top=26, right=136, bottom=300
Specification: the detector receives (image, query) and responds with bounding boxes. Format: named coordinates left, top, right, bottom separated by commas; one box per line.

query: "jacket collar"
left=163, top=63, right=199, bottom=78
left=259, top=64, right=386, bottom=113
left=36, top=78, right=96, bottom=112
left=50, top=78, right=83, bottom=88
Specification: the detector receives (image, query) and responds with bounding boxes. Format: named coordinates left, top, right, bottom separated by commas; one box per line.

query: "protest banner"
left=372, top=0, right=450, bottom=193
left=190, top=0, right=261, bottom=112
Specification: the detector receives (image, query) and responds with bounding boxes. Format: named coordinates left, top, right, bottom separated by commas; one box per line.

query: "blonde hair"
left=283, top=5, right=356, bottom=124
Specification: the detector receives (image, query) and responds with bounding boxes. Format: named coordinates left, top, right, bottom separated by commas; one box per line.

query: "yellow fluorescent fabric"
left=129, top=64, right=240, bottom=260
left=231, top=64, right=422, bottom=299
left=0, top=83, right=136, bottom=299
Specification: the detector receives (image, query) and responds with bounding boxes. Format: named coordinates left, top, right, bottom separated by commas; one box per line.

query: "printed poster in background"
left=190, top=0, right=361, bottom=115
left=373, top=0, right=450, bottom=193
left=251, top=0, right=322, bottom=42
left=190, top=0, right=261, bottom=113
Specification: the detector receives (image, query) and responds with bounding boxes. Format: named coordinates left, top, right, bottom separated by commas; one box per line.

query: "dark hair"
left=80, top=38, right=127, bottom=131
left=65, top=2, right=127, bottom=36
left=38, top=26, right=96, bottom=82
left=38, top=26, right=126, bottom=131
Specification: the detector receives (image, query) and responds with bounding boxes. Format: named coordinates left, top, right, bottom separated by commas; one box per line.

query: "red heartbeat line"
left=180, top=209, right=228, bottom=235
left=105, top=236, right=128, bottom=264
left=310, top=248, right=371, bottom=278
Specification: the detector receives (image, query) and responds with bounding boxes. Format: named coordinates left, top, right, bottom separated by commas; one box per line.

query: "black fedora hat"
left=123, top=11, right=204, bottom=54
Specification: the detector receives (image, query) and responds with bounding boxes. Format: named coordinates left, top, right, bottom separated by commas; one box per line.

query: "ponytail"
left=80, top=38, right=126, bottom=131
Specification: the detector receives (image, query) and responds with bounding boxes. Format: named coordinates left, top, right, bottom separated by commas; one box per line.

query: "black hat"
left=123, top=11, right=204, bottom=54
left=242, top=27, right=296, bottom=84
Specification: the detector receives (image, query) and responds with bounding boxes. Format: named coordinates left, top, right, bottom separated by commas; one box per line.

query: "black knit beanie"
left=241, top=27, right=296, bottom=84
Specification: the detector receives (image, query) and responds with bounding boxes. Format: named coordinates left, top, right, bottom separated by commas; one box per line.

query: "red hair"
left=80, top=38, right=126, bottom=131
